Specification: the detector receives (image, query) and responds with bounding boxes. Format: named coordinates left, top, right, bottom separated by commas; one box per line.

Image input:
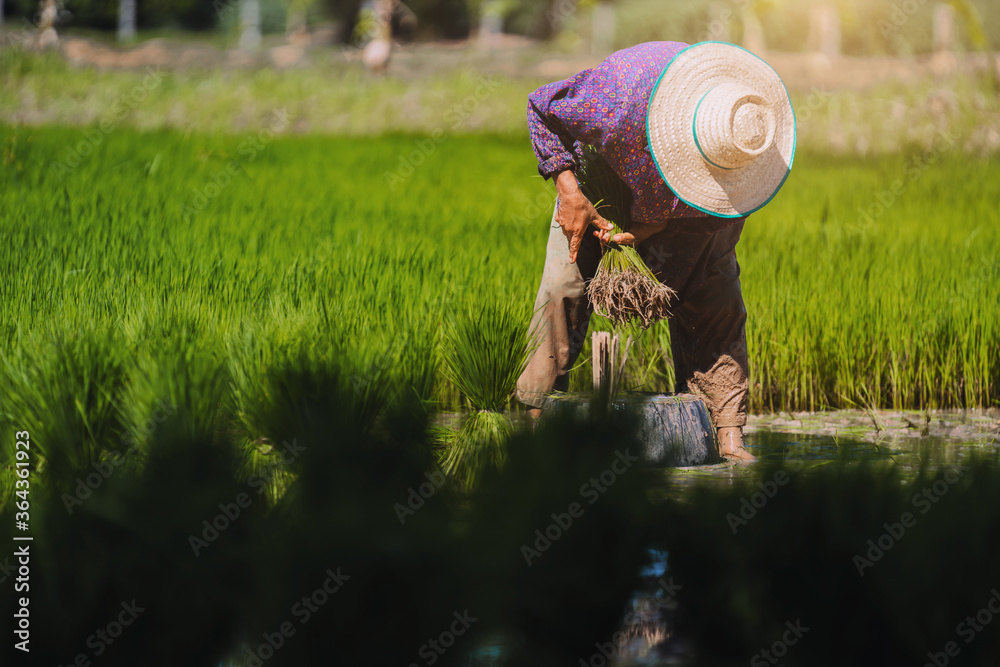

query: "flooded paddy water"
left=672, top=408, right=1000, bottom=487
left=617, top=409, right=1000, bottom=666
left=463, top=409, right=1000, bottom=667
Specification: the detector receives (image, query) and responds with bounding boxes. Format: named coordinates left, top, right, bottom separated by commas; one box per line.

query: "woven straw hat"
left=646, top=42, right=796, bottom=218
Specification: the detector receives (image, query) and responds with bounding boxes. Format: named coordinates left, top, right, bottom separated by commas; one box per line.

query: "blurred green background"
left=0, top=0, right=996, bottom=53
left=2, top=2, right=1000, bottom=666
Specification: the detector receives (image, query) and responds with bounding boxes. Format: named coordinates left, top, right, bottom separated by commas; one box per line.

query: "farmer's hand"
left=554, top=170, right=613, bottom=263
left=593, top=219, right=669, bottom=247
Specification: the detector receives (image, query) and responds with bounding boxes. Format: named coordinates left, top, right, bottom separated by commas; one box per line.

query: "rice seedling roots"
left=586, top=266, right=676, bottom=329
left=441, top=409, right=512, bottom=489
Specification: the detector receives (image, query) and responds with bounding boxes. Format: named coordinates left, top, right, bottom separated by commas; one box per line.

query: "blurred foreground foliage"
left=3, top=364, right=1000, bottom=665
left=0, top=366, right=655, bottom=666
left=658, top=452, right=1000, bottom=666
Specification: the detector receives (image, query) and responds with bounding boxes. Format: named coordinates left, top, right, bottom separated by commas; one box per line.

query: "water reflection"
left=656, top=429, right=989, bottom=493
left=608, top=429, right=989, bottom=666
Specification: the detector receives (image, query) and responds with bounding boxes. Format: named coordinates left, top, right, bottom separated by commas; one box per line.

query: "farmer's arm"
left=527, top=75, right=615, bottom=263
left=550, top=170, right=612, bottom=263
left=528, top=73, right=671, bottom=255
left=526, top=77, right=586, bottom=181
left=553, top=170, right=666, bottom=256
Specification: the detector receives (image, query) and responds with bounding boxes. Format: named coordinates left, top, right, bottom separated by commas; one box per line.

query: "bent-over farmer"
left=516, top=41, right=796, bottom=463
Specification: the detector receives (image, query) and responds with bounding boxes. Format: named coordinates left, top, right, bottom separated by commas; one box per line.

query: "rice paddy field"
left=1, top=116, right=998, bottom=516
left=2, top=42, right=1000, bottom=667
left=1, top=124, right=997, bottom=435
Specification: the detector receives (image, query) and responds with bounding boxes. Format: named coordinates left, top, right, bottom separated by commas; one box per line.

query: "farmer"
left=516, top=41, right=796, bottom=464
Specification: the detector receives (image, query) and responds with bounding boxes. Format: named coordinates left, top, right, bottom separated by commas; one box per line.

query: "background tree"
left=286, top=0, right=314, bottom=41
left=741, top=0, right=774, bottom=54
left=37, top=0, right=60, bottom=47
left=239, top=0, right=261, bottom=50
left=361, top=0, right=392, bottom=71
left=405, top=0, right=467, bottom=38
left=588, top=0, right=617, bottom=54
left=0, top=0, right=992, bottom=52
left=320, top=0, right=362, bottom=42
left=117, top=0, right=135, bottom=40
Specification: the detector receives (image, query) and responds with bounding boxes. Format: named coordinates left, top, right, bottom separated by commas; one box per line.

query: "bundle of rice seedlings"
left=439, top=298, right=536, bottom=489
left=576, top=144, right=676, bottom=329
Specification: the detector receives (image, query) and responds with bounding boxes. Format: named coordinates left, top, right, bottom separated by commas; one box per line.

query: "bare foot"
left=718, top=427, right=757, bottom=464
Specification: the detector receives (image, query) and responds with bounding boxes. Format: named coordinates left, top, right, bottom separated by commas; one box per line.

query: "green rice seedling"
left=119, top=299, right=230, bottom=451
left=0, top=124, right=997, bottom=435
left=576, top=144, right=675, bottom=329
left=225, top=309, right=439, bottom=504
left=447, top=410, right=514, bottom=485
left=439, top=297, right=536, bottom=488
left=0, top=323, right=128, bottom=508
left=225, top=326, right=316, bottom=505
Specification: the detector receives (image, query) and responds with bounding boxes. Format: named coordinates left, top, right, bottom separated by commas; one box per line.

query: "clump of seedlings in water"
left=591, top=330, right=636, bottom=404
left=576, top=144, right=675, bottom=329
left=438, top=298, right=536, bottom=489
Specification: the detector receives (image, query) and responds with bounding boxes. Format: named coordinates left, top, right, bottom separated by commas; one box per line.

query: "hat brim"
left=646, top=41, right=796, bottom=218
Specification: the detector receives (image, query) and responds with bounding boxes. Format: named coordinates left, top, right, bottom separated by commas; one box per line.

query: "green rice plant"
left=439, top=297, right=536, bottom=488
left=0, top=123, right=996, bottom=445
left=0, top=322, right=128, bottom=507
left=224, top=309, right=439, bottom=504
left=225, top=328, right=325, bottom=505
left=576, top=144, right=675, bottom=329
left=119, top=298, right=230, bottom=451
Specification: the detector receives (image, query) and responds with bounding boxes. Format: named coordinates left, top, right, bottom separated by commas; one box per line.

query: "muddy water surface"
left=462, top=410, right=999, bottom=666
left=610, top=409, right=999, bottom=666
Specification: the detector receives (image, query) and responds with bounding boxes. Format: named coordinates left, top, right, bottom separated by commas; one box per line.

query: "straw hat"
left=646, top=42, right=796, bottom=218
